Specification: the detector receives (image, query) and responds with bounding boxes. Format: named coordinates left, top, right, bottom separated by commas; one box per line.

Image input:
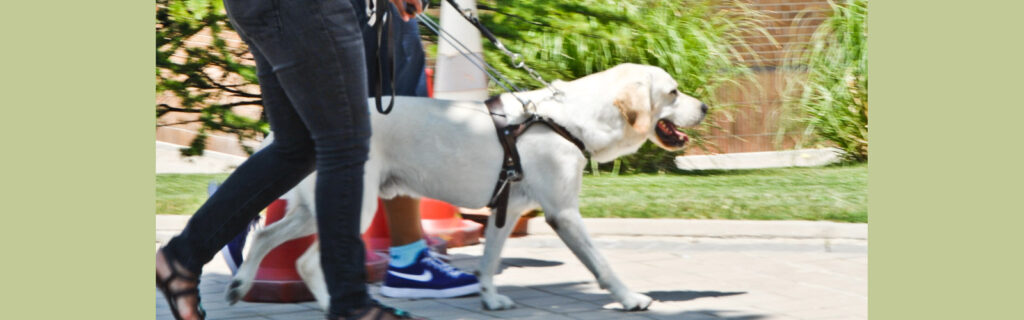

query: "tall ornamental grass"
left=782, top=0, right=868, bottom=161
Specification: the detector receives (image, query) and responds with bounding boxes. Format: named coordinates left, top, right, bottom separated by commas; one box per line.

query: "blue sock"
left=389, top=239, right=428, bottom=268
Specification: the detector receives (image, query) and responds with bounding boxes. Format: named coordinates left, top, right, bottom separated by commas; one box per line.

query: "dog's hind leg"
left=478, top=207, right=526, bottom=310
left=225, top=197, right=318, bottom=304
left=543, top=208, right=652, bottom=311
left=295, top=243, right=330, bottom=311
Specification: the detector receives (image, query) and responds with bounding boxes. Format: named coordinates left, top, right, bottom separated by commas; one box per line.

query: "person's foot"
left=156, top=249, right=205, bottom=320
left=380, top=250, right=479, bottom=299
left=329, top=301, right=426, bottom=320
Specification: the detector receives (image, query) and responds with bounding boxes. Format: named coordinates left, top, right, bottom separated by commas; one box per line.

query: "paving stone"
left=263, top=310, right=327, bottom=320
left=478, top=306, right=551, bottom=319
left=155, top=232, right=865, bottom=320
left=566, top=309, right=651, bottom=320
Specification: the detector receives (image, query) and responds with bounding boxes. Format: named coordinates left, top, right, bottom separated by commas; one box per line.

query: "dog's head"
left=610, top=64, right=707, bottom=152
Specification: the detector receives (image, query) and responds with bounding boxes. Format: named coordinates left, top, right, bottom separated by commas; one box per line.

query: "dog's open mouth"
left=655, top=119, right=688, bottom=148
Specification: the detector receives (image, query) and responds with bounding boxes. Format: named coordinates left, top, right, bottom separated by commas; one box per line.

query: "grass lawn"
left=579, top=164, right=866, bottom=222
left=156, top=164, right=866, bottom=223
left=156, top=173, right=230, bottom=216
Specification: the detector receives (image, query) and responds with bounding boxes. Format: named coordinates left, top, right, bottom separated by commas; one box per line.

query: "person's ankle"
left=389, top=239, right=428, bottom=268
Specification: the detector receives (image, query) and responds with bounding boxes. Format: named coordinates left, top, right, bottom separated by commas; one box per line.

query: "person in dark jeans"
left=155, top=0, right=426, bottom=319
left=352, top=0, right=481, bottom=299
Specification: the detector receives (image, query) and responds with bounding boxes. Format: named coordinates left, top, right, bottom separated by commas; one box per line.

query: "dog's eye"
left=669, top=89, right=679, bottom=96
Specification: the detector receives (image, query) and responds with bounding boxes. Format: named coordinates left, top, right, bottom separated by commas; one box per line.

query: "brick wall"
left=690, top=0, right=834, bottom=155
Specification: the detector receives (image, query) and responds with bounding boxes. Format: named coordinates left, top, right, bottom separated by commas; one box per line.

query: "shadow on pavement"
left=662, top=310, right=767, bottom=320
left=645, top=290, right=746, bottom=302
left=501, top=257, right=564, bottom=267
left=496, top=257, right=564, bottom=273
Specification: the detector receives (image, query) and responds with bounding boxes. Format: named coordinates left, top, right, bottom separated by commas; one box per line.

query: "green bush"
left=469, top=0, right=772, bottom=173
left=782, top=0, right=868, bottom=161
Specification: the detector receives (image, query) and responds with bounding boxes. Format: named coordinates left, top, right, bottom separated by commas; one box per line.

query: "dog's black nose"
left=700, top=103, right=709, bottom=114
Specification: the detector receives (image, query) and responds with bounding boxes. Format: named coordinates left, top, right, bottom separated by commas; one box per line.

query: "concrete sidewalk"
left=156, top=218, right=866, bottom=320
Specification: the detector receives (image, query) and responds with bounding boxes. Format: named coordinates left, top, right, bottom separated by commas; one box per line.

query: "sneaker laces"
left=423, top=251, right=464, bottom=278
left=426, top=250, right=452, bottom=262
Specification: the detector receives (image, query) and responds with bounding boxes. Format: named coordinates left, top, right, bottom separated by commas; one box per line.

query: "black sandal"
left=156, top=249, right=206, bottom=320
left=333, top=300, right=424, bottom=320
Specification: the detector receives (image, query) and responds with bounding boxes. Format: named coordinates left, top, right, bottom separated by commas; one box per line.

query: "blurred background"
left=156, top=0, right=867, bottom=222
left=157, top=0, right=867, bottom=166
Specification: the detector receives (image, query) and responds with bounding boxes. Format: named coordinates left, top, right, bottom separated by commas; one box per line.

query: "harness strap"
left=485, top=96, right=586, bottom=228
left=486, top=96, right=520, bottom=228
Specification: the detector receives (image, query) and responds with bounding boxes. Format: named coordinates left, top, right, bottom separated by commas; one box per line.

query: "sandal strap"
left=157, top=248, right=205, bottom=320
left=158, top=250, right=200, bottom=288
left=378, top=305, right=412, bottom=319
left=339, top=301, right=415, bottom=320
left=167, top=287, right=200, bottom=299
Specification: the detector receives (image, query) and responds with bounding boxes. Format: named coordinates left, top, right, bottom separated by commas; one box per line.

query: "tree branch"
left=157, top=100, right=263, bottom=117
left=201, top=72, right=261, bottom=98
left=157, top=119, right=203, bottom=127
left=215, top=100, right=263, bottom=108
left=157, top=104, right=201, bottom=116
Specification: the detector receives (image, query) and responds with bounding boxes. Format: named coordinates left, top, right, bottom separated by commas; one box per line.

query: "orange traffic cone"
left=420, top=198, right=483, bottom=248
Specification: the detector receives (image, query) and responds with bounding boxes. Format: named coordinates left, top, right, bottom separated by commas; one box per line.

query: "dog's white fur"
left=225, top=64, right=706, bottom=311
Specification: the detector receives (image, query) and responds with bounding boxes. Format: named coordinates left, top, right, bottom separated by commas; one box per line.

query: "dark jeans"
left=352, top=1, right=429, bottom=97
left=164, top=0, right=373, bottom=316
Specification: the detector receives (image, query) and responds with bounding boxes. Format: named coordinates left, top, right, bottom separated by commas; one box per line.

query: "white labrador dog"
left=225, top=63, right=707, bottom=311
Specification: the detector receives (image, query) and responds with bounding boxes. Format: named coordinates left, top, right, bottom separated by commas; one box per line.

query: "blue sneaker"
left=380, top=249, right=479, bottom=298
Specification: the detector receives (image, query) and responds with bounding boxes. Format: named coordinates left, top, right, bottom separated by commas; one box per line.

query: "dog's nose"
left=700, top=103, right=709, bottom=115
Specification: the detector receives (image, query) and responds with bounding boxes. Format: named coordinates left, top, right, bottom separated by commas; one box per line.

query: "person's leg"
left=219, top=0, right=381, bottom=317
left=157, top=23, right=320, bottom=320
left=382, top=196, right=424, bottom=247
left=367, top=3, right=425, bottom=252
left=374, top=10, right=479, bottom=300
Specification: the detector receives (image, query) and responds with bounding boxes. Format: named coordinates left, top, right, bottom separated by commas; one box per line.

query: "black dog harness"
left=485, top=96, right=587, bottom=228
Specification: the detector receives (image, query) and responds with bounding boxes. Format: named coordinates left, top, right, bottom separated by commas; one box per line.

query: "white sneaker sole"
left=380, top=282, right=480, bottom=299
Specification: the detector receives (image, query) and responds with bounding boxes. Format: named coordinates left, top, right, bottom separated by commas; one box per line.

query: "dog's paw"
left=619, top=292, right=653, bottom=311
left=224, top=278, right=250, bottom=305
left=481, top=293, right=515, bottom=310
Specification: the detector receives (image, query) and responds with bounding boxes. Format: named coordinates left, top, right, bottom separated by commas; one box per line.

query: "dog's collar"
left=484, top=96, right=586, bottom=229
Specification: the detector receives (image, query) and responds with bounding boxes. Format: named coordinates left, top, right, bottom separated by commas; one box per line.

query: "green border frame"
left=5, top=0, right=1024, bottom=319
left=869, top=1, right=1024, bottom=319
left=2, top=1, right=153, bottom=318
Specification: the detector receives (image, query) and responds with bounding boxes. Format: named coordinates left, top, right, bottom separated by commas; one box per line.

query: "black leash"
left=370, top=0, right=405, bottom=115
left=439, top=0, right=564, bottom=103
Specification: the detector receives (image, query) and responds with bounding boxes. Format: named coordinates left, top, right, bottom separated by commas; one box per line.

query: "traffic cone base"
left=419, top=198, right=483, bottom=247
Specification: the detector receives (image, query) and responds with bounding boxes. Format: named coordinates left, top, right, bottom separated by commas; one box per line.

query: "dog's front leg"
left=478, top=209, right=524, bottom=311
left=225, top=203, right=317, bottom=304
left=545, top=210, right=652, bottom=311
left=295, top=243, right=330, bottom=311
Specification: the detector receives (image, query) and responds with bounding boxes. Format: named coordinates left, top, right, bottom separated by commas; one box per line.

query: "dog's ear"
left=613, top=82, right=652, bottom=135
